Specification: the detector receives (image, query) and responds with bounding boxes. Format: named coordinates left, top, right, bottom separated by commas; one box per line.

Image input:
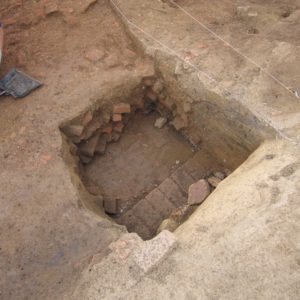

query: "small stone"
left=214, top=171, right=226, bottom=180
left=113, top=114, right=122, bottom=122
left=63, top=125, right=84, bottom=137
left=114, top=122, right=125, bottom=133
left=188, top=179, right=210, bottom=205
left=157, top=219, right=178, bottom=234
left=113, top=103, right=131, bottom=114
left=79, top=131, right=100, bottom=157
left=104, top=198, right=118, bottom=214
left=85, top=48, right=105, bottom=62
left=133, top=230, right=177, bottom=273
left=152, top=80, right=164, bottom=94
left=154, top=117, right=167, bottom=129
left=208, top=176, right=222, bottom=188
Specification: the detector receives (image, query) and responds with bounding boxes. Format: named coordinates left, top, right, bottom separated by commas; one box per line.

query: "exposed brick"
left=145, top=189, right=175, bottom=220
left=188, top=179, right=210, bottom=205
left=171, top=168, right=195, bottom=195
left=81, top=118, right=102, bottom=140
left=113, top=113, right=122, bottom=122
left=158, top=177, right=186, bottom=207
left=132, top=198, right=161, bottom=229
left=113, top=103, right=131, bottom=114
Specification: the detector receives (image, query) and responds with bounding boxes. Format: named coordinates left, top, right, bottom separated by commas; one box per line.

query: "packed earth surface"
left=0, top=1, right=300, bottom=299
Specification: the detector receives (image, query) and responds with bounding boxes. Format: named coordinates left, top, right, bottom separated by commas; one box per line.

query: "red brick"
left=158, top=178, right=186, bottom=207
left=171, top=168, right=195, bottom=195
left=145, top=189, right=175, bottom=220
left=113, top=103, right=131, bottom=114
left=113, top=113, right=122, bottom=122
left=132, top=198, right=161, bottom=229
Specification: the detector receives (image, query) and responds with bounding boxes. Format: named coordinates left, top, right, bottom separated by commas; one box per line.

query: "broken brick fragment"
left=81, top=119, right=102, bottom=140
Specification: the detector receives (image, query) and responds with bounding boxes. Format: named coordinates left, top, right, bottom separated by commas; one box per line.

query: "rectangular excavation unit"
left=60, top=75, right=261, bottom=240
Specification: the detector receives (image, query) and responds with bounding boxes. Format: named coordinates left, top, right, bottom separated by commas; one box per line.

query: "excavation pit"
left=61, top=76, right=253, bottom=240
